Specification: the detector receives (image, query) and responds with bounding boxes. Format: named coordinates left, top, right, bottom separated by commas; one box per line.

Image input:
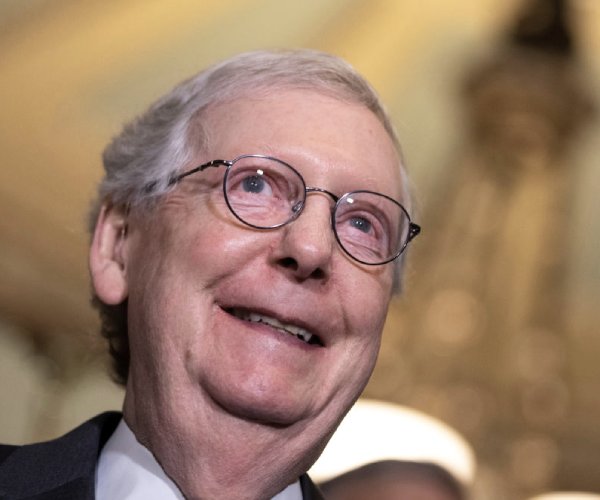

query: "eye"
left=339, top=211, right=382, bottom=240
left=242, top=174, right=272, bottom=195
left=334, top=191, right=409, bottom=264
left=224, top=156, right=306, bottom=228
left=349, top=216, right=372, bottom=234
left=229, top=168, right=275, bottom=198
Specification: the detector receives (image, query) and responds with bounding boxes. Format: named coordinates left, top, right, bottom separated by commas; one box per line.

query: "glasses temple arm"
left=407, top=222, right=421, bottom=243
left=168, top=159, right=231, bottom=186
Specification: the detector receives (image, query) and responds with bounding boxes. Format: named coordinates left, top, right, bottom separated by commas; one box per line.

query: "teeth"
left=231, top=309, right=314, bottom=343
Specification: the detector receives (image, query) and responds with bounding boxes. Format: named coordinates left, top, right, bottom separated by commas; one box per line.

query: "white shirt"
left=95, top=419, right=303, bottom=500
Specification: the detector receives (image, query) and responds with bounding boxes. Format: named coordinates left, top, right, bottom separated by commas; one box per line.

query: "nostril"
left=310, top=268, right=325, bottom=280
left=279, top=257, right=298, bottom=270
left=277, top=256, right=325, bottom=280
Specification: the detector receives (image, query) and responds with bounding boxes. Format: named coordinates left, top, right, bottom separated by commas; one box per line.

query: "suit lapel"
left=299, top=473, right=326, bottom=500
left=0, top=412, right=121, bottom=500
left=1, top=413, right=325, bottom=500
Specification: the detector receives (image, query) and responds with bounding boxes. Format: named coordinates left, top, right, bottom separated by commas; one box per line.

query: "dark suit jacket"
left=0, top=412, right=324, bottom=499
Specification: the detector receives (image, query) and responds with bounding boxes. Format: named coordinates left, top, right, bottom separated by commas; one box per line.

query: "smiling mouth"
left=225, top=308, right=323, bottom=346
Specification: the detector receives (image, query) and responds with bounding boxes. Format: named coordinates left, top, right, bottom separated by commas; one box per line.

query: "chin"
left=208, top=383, right=315, bottom=427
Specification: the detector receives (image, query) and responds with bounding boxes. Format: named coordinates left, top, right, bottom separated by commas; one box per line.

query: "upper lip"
left=219, top=302, right=328, bottom=347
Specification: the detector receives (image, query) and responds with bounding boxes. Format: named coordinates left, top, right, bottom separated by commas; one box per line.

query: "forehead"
left=197, top=89, right=404, bottom=200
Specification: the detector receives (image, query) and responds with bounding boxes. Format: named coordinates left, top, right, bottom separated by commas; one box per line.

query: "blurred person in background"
left=320, top=460, right=465, bottom=500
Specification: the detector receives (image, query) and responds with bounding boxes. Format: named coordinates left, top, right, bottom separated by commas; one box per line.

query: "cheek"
left=354, top=277, right=390, bottom=352
left=345, top=268, right=393, bottom=332
left=142, top=212, right=267, bottom=288
left=124, top=211, right=274, bottom=357
left=179, top=194, right=271, bottom=269
left=336, top=276, right=391, bottom=387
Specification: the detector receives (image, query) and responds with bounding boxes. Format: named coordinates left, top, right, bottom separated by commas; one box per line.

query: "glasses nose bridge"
left=304, top=186, right=338, bottom=204
left=291, top=186, right=338, bottom=225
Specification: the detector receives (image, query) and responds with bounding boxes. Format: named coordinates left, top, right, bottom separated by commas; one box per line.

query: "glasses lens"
left=224, top=156, right=306, bottom=228
left=333, top=191, right=411, bottom=265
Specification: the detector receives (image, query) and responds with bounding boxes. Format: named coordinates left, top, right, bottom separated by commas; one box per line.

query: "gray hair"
left=91, top=49, right=410, bottom=385
left=92, top=49, right=407, bottom=221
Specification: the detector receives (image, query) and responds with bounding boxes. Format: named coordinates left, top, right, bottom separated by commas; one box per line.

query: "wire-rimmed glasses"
left=168, top=154, right=420, bottom=265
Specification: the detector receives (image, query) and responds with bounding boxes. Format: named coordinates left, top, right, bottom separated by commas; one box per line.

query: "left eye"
left=349, top=216, right=372, bottom=233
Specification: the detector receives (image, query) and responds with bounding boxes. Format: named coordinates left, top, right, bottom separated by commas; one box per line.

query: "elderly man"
left=0, top=49, right=419, bottom=499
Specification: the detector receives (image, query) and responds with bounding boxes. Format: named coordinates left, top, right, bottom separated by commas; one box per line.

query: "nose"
left=271, top=194, right=335, bottom=281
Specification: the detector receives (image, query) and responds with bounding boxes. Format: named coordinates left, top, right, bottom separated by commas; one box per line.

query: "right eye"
left=241, top=173, right=273, bottom=196
left=228, top=167, right=276, bottom=199
left=224, top=157, right=306, bottom=228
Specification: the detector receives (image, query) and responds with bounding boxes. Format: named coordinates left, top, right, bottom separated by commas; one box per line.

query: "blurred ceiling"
left=1, top=1, right=599, bottom=498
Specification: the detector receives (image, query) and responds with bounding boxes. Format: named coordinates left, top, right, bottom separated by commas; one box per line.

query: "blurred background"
left=0, top=0, right=599, bottom=498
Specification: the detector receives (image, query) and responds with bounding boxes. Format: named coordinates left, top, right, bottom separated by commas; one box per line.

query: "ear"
left=89, top=203, right=129, bottom=305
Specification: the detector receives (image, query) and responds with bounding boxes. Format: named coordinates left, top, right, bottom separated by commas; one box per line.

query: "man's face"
left=105, top=89, right=403, bottom=457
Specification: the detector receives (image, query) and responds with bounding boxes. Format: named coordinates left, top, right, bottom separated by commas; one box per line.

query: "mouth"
left=225, top=307, right=323, bottom=346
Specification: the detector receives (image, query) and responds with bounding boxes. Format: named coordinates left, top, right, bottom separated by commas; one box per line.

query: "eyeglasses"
left=168, top=154, right=420, bottom=266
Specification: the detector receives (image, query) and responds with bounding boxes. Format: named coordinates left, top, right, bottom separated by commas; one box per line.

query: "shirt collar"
left=96, top=418, right=302, bottom=500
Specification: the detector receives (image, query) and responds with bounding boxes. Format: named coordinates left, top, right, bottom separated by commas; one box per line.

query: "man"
left=0, top=49, right=419, bottom=499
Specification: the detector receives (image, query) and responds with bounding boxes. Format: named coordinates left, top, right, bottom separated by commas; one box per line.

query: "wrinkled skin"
left=90, top=89, right=404, bottom=499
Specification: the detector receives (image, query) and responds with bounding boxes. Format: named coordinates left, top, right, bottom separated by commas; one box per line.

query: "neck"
left=123, top=394, right=326, bottom=500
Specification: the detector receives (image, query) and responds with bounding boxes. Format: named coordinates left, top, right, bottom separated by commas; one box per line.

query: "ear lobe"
left=89, top=203, right=129, bottom=305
